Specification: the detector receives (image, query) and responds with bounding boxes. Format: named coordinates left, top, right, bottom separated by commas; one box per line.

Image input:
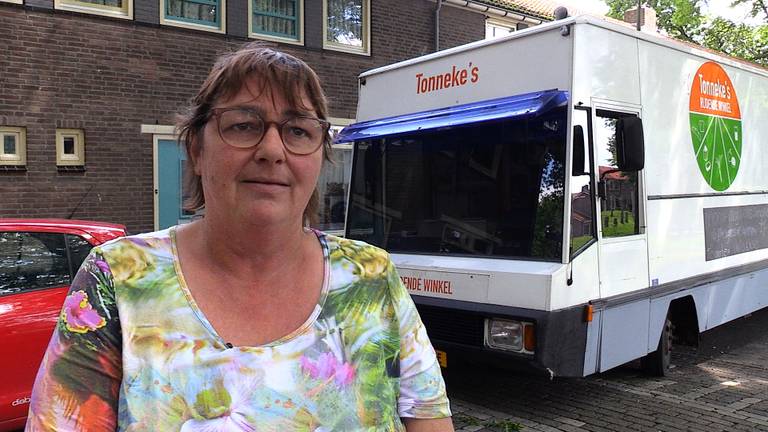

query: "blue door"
left=157, top=139, right=194, bottom=230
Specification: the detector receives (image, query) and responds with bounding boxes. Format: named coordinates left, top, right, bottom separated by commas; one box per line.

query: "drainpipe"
left=435, top=0, right=444, bottom=52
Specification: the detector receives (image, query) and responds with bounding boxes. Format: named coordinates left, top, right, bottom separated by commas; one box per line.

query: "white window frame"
left=485, top=18, right=516, bottom=40
left=0, top=0, right=23, bottom=4
left=56, top=129, right=86, bottom=167
left=322, top=0, right=370, bottom=56
left=160, top=0, right=226, bottom=33
left=0, top=127, right=27, bottom=166
left=248, top=0, right=304, bottom=45
left=54, top=0, right=133, bottom=20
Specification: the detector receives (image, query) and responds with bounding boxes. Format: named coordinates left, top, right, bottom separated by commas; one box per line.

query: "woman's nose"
left=253, top=123, right=286, bottom=162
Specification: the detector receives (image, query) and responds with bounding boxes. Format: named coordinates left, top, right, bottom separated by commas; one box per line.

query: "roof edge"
left=359, top=15, right=768, bottom=80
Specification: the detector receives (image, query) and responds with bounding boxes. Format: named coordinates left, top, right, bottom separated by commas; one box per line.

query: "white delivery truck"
left=336, top=15, right=768, bottom=377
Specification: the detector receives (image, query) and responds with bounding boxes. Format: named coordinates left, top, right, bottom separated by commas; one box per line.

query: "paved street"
left=446, top=306, right=768, bottom=432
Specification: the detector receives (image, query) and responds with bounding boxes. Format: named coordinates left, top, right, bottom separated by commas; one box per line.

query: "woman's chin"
left=239, top=207, right=298, bottom=227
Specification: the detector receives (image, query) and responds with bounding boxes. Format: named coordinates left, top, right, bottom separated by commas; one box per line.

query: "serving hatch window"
left=345, top=107, right=567, bottom=261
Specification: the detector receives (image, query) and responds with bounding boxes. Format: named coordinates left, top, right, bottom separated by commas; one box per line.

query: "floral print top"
left=26, top=228, right=450, bottom=431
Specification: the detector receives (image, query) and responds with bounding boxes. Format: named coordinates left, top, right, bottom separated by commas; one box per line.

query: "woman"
left=26, top=44, right=453, bottom=431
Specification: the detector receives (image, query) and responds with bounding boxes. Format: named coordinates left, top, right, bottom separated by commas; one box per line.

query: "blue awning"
left=335, top=89, right=568, bottom=143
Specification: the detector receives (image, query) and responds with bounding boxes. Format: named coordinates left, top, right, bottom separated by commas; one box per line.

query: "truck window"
left=316, top=125, right=354, bottom=235
left=595, top=109, right=640, bottom=238
left=570, top=108, right=596, bottom=255
left=346, top=107, right=567, bottom=261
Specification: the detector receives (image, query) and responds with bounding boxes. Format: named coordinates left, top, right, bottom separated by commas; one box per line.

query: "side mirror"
left=616, top=116, right=645, bottom=171
left=572, top=125, right=586, bottom=176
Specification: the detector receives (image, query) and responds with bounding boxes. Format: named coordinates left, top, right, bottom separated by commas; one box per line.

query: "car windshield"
left=345, top=106, right=567, bottom=261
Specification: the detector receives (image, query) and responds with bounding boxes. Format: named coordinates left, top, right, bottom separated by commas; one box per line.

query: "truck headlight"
left=485, top=319, right=535, bottom=353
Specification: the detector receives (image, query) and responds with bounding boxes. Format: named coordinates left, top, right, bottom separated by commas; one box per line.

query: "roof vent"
left=554, top=6, right=570, bottom=36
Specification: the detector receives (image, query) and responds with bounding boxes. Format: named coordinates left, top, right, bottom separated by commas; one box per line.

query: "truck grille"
left=415, top=304, right=485, bottom=347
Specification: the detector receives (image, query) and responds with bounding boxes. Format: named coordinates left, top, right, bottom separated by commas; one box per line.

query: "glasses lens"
left=282, top=118, right=326, bottom=154
left=218, top=109, right=264, bottom=148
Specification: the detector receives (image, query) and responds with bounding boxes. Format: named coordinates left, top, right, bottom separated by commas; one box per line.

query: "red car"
left=0, top=219, right=126, bottom=431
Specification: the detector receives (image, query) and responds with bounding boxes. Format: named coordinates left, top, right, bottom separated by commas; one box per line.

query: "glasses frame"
left=208, top=107, right=331, bottom=156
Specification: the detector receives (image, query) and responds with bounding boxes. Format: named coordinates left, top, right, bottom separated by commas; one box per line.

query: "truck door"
left=593, top=107, right=650, bottom=298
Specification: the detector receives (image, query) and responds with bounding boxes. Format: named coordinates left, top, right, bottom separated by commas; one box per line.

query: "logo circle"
left=689, top=62, right=742, bottom=191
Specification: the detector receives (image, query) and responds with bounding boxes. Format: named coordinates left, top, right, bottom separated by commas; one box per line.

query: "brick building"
left=0, top=0, right=559, bottom=234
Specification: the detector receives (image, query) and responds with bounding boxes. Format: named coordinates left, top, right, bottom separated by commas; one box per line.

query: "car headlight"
left=485, top=319, right=535, bottom=354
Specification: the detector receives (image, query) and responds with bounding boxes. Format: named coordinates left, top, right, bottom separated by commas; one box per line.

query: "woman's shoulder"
left=321, top=232, right=389, bottom=259
left=320, top=232, right=393, bottom=282
left=96, top=227, right=174, bottom=254
left=94, top=228, right=176, bottom=280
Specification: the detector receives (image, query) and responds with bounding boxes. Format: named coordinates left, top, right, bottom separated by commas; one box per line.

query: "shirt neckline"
left=168, top=225, right=331, bottom=349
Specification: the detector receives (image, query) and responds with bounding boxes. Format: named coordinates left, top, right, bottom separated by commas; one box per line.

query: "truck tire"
left=642, top=316, right=673, bottom=376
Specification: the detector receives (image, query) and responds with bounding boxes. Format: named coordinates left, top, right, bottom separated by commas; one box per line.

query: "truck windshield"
left=345, top=106, right=567, bottom=261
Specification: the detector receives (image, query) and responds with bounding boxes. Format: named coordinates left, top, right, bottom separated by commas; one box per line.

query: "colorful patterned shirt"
left=26, top=228, right=450, bottom=431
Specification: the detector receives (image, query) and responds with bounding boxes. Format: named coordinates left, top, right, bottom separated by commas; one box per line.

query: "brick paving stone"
left=623, top=412, right=655, bottom=422
left=555, top=417, right=586, bottom=427
left=557, top=425, right=586, bottom=432
left=536, top=424, right=569, bottom=432
left=655, top=424, right=685, bottom=432
left=705, top=416, right=736, bottom=426
left=673, top=413, right=711, bottom=426
left=582, top=425, right=614, bottom=432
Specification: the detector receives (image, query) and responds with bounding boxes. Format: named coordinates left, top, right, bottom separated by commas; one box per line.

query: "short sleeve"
left=387, top=260, right=451, bottom=419
left=26, top=249, right=122, bottom=432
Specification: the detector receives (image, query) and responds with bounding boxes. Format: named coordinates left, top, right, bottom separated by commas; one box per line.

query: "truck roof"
left=360, top=15, right=768, bottom=80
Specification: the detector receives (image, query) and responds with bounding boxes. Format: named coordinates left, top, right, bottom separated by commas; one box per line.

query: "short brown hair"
left=176, top=43, right=332, bottom=225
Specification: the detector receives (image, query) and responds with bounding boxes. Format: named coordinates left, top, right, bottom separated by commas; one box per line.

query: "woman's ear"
left=188, top=133, right=203, bottom=176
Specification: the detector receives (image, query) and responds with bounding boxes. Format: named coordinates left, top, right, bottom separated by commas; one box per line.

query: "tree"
left=731, top=0, right=768, bottom=20
left=325, top=0, right=363, bottom=45
left=604, top=0, right=768, bottom=65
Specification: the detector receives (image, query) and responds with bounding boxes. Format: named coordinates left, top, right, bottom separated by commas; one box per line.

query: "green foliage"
left=605, top=0, right=705, bottom=41
left=487, top=418, right=525, bottom=431
left=531, top=151, right=566, bottom=260
left=452, top=413, right=523, bottom=431
left=570, top=235, right=593, bottom=252
left=601, top=210, right=637, bottom=237
left=604, top=0, right=768, bottom=65
left=730, top=0, right=768, bottom=20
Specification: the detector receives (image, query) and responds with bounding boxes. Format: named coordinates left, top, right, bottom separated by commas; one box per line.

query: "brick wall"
left=439, top=4, right=486, bottom=50
left=0, top=0, right=485, bottom=234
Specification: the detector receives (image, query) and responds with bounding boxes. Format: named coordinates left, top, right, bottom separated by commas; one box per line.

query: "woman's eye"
left=288, top=127, right=309, bottom=137
left=229, top=122, right=260, bottom=133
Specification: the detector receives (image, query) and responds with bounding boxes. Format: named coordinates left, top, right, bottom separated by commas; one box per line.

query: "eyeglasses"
left=209, top=107, right=331, bottom=155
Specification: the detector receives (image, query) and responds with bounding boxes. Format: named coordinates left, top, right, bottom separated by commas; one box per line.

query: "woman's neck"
left=184, top=215, right=313, bottom=280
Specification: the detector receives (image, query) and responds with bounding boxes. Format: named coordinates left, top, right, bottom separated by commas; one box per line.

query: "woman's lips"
left=241, top=179, right=290, bottom=191
left=242, top=178, right=289, bottom=186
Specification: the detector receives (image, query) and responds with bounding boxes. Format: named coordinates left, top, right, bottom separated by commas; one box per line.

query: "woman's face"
left=191, top=77, right=324, bottom=229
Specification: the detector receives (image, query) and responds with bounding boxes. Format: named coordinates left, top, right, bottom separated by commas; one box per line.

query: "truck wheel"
left=642, top=317, right=673, bottom=376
